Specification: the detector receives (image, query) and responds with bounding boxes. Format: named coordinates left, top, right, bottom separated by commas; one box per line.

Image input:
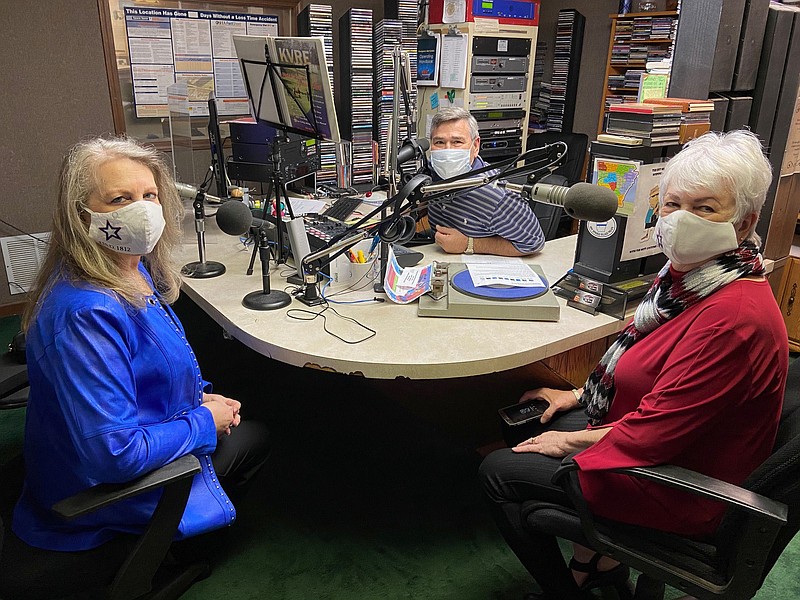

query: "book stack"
left=297, top=4, right=337, bottom=184
left=643, top=97, right=714, bottom=142
left=605, top=103, right=683, bottom=146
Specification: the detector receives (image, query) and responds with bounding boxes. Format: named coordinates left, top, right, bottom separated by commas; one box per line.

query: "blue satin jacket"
left=13, top=264, right=235, bottom=551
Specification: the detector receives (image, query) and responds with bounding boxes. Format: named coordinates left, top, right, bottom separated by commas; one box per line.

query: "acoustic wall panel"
left=757, top=6, right=800, bottom=250
left=733, top=0, right=771, bottom=90
left=750, top=6, right=793, bottom=147
left=709, top=0, right=746, bottom=92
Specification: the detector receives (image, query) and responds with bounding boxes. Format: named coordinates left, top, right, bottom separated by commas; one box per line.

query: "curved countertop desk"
left=173, top=216, right=628, bottom=381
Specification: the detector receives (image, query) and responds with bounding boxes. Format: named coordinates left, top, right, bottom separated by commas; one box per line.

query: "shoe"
left=569, top=552, right=631, bottom=593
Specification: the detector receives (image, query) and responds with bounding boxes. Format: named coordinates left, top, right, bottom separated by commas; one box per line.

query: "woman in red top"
left=480, top=130, right=788, bottom=600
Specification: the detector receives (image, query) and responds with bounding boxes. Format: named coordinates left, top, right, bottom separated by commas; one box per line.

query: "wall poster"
left=124, top=7, right=278, bottom=119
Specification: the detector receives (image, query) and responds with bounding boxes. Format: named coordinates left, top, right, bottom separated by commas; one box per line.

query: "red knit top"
left=574, top=276, right=787, bottom=538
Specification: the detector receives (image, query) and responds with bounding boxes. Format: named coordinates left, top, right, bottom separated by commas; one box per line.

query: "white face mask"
left=654, top=209, right=739, bottom=266
left=430, top=148, right=473, bottom=179
left=84, top=201, right=166, bottom=255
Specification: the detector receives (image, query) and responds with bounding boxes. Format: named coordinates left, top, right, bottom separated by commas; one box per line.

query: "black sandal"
left=569, top=553, right=632, bottom=597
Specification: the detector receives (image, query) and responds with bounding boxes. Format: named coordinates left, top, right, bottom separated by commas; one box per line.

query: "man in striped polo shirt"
left=426, top=107, right=545, bottom=257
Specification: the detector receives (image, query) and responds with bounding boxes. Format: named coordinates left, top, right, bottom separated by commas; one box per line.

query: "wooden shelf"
left=597, top=11, right=679, bottom=134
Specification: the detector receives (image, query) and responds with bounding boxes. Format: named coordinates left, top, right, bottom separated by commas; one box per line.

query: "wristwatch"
left=465, top=237, right=475, bottom=255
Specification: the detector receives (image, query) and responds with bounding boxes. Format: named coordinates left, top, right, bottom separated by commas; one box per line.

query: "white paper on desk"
left=288, top=198, right=326, bottom=215
left=466, top=263, right=545, bottom=288
left=461, top=255, right=524, bottom=264
left=440, top=34, right=468, bottom=89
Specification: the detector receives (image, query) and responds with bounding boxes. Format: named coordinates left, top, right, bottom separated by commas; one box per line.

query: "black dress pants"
left=479, top=409, right=589, bottom=599
left=0, top=419, right=270, bottom=600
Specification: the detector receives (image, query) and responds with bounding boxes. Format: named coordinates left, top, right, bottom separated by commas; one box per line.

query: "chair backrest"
left=526, top=131, right=589, bottom=186
left=0, top=352, right=29, bottom=411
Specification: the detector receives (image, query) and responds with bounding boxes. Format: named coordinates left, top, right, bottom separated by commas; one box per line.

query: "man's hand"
left=202, top=392, right=242, bottom=437
left=434, top=225, right=469, bottom=254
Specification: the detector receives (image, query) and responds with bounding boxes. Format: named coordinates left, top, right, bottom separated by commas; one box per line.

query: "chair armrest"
left=606, top=464, right=788, bottom=525
left=52, top=454, right=201, bottom=519
left=553, top=458, right=787, bottom=526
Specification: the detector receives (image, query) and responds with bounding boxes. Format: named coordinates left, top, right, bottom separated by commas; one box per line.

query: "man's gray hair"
left=430, top=107, right=479, bottom=140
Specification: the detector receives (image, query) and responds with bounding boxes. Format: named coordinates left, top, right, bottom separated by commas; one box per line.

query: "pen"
left=348, top=250, right=358, bottom=263
left=357, top=250, right=366, bottom=263
left=368, top=235, right=380, bottom=255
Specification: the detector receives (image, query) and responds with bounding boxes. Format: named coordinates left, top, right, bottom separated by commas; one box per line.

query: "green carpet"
left=1, top=309, right=798, bottom=599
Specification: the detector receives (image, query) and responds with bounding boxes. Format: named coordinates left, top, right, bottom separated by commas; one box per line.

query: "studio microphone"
left=215, top=200, right=274, bottom=235
left=498, top=181, right=618, bottom=223
left=175, top=182, right=225, bottom=204
left=396, top=138, right=430, bottom=166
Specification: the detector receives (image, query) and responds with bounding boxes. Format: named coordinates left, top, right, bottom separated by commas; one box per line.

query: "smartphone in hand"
left=498, top=399, right=549, bottom=426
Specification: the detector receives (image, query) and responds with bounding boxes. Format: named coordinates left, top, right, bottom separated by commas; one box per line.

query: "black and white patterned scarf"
left=580, top=241, right=765, bottom=425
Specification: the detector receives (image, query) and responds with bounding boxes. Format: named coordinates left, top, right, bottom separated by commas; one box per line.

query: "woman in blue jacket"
left=2, top=136, right=268, bottom=596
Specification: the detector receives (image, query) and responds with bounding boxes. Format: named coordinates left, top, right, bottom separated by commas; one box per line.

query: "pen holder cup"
left=330, top=240, right=378, bottom=287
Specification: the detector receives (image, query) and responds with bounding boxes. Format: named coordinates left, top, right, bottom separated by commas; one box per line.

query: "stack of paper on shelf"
left=643, top=97, right=714, bottom=142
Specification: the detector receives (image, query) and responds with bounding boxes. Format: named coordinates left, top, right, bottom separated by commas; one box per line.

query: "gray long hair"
left=23, top=136, right=183, bottom=329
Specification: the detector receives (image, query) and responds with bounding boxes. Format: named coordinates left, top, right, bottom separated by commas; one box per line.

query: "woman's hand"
left=519, top=387, right=581, bottom=424
left=513, top=430, right=576, bottom=457
left=513, top=427, right=612, bottom=457
left=202, top=393, right=242, bottom=437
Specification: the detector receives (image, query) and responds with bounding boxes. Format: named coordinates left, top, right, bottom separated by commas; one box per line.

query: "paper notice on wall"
left=781, top=83, right=800, bottom=176
left=442, top=0, right=466, bottom=23
left=439, top=33, right=468, bottom=89
left=620, top=163, right=666, bottom=260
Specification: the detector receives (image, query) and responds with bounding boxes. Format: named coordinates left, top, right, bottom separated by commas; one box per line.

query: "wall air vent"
left=1, top=232, right=51, bottom=295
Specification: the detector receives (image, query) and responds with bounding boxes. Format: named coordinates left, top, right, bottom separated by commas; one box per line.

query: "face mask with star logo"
left=83, top=201, right=166, bottom=255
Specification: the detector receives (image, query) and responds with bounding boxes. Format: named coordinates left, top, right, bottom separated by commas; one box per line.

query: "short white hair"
left=659, top=130, right=773, bottom=243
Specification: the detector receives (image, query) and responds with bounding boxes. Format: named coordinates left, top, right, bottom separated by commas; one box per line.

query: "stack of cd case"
left=297, top=4, right=337, bottom=184
left=373, top=20, right=404, bottom=173
left=338, top=8, right=375, bottom=186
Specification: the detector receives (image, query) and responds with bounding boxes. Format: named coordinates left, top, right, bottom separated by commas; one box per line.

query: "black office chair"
left=0, top=450, right=209, bottom=600
left=525, top=132, right=589, bottom=240
left=0, top=332, right=28, bottom=411
left=522, top=359, right=800, bottom=599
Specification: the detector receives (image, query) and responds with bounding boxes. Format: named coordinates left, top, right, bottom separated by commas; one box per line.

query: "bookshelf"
left=597, top=10, right=679, bottom=134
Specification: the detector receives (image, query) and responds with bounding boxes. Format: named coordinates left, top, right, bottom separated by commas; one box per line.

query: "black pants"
left=479, top=409, right=589, bottom=599
left=0, top=420, right=270, bottom=600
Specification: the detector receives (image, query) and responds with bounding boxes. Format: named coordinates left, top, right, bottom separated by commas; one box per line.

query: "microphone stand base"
left=295, top=283, right=325, bottom=307
left=181, top=261, right=226, bottom=278
left=242, top=289, right=292, bottom=311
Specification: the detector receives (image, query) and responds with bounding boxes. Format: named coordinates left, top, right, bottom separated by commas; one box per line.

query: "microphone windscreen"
left=216, top=200, right=254, bottom=235
left=563, top=183, right=618, bottom=222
